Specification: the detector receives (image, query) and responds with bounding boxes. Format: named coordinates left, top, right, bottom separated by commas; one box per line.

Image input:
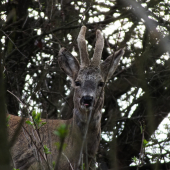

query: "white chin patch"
left=80, top=104, right=92, bottom=110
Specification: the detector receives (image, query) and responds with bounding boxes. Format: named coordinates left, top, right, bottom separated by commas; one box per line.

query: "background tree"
left=1, top=0, right=170, bottom=169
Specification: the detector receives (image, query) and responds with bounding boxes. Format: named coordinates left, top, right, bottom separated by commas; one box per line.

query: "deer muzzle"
left=80, top=96, right=93, bottom=108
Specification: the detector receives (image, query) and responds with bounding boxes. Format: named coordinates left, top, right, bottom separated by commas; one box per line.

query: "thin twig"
left=22, top=125, right=50, bottom=170
left=41, top=90, right=72, bottom=109
left=9, top=117, right=26, bottom=148
left=62, top=153, right=74, bottom=170
left=7, top=90, right=26, bottom=107
left=0, top=29, right=28, bottom=59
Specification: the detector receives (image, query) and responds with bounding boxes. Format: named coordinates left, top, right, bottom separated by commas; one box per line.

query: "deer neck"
left=73, top=108, right=102, bottom=138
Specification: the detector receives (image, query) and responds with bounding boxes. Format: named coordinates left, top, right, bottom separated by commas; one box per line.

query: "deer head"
left=58, top=26, right=124, bottom=123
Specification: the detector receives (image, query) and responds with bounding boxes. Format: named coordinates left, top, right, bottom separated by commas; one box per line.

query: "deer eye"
left=75, top=81, right=81, bottom=86
left=98, top=82, right=104, bottom=87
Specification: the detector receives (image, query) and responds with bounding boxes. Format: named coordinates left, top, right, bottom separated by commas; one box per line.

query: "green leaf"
left=40, top=122, right=46, bottom=128
left=52, top=161, right=56, bottom=169
left=132, top=156, right=138, bottom=165
left=132, top=156, right=137, bottom=161
left=6, top=115, right=10, bottom=127
left=143, top=139, right=148, bottom=147
left=36, top=112, right=41, bottom=121
left=140, top=125, right=143, bottom=134
left=54, top=124, right=68, bottom=139
left=41, top=122, right=46, bottom=126
left=32, top=110, right=36, bottom=119
left=25, top=120, right=33, bottom=126
left=82, top=163, right=85, bottom=170
left=43, top=145, right=51, bottom=154
left=30, top=111, right=44, bottom=129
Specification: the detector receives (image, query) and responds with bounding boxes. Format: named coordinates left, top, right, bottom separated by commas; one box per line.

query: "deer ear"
left=58, top=48, right=80, bottom=80
left=100, top=48, right=125, bottom=81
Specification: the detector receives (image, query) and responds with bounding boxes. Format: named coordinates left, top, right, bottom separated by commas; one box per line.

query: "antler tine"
left=91, top=29, right=104, bottom=67
left=77, top=26, right=90, bottom=67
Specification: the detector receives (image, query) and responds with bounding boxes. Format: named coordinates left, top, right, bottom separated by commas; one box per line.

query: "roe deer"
left=9, top=26, right=125, bottom=170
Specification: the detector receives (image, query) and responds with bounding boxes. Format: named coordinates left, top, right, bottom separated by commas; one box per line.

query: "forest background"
left=1, top=0, right=170, bottom=169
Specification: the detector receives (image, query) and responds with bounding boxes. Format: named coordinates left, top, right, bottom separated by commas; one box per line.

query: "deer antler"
left=91, top=29, right=104, bottom=67
left=77, top=26, right=90, bottom=67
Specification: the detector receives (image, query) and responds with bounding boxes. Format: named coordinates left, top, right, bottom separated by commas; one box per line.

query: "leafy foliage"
left=25, top=110, right=46, bottom=129
left=54, top=124, right=68, bottom=150
left=54, top=124, right=68, bottom=140
left=43, top=145, right=51, bottom=154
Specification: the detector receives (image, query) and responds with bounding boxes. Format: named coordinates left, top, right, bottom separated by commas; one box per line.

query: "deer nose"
left=80, top=96, right=93, bottom=108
